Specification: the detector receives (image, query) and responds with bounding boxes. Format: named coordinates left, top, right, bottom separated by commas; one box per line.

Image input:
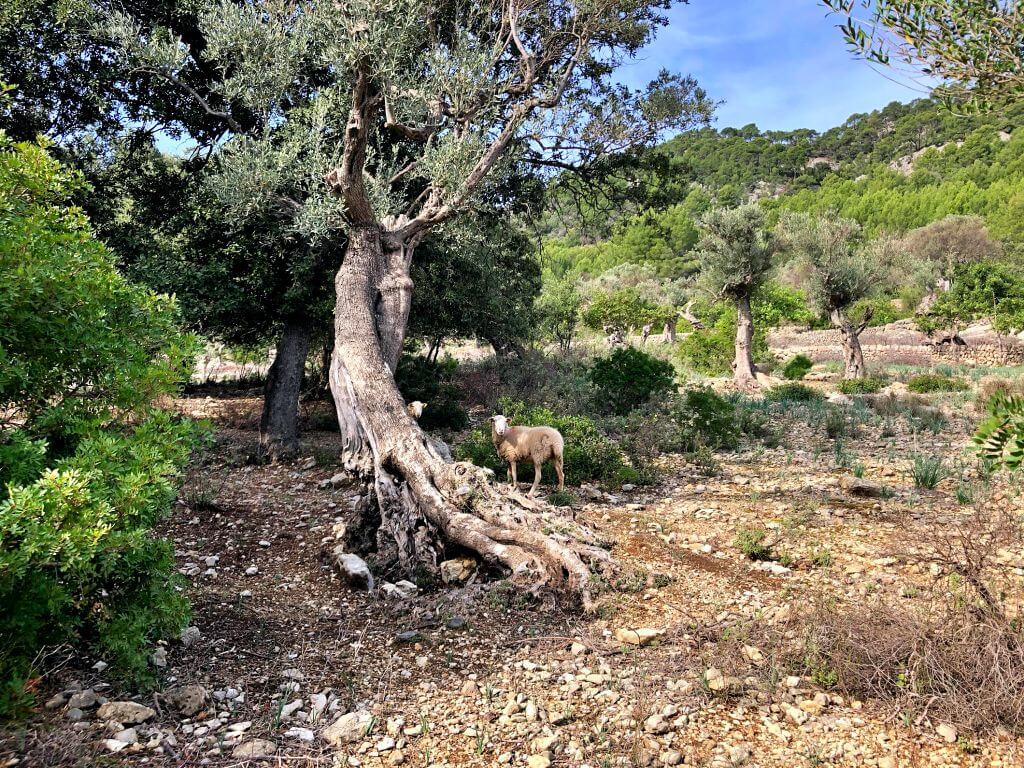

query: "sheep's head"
left=489, top=414, right=509, bottom=436
left=408, top=401, right=426, bottom=420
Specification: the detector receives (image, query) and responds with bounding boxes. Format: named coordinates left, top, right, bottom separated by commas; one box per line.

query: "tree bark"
left=260, top=319, right=312, bottom=457
left=732, top=294, right=758, bottom=389
left=830, top=309, right=867, bottom=379
left=328, top=225, right=607, bottom=606
left=661, top=318, right=677, bottom=344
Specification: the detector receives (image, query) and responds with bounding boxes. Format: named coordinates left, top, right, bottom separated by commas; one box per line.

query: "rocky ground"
left=3, top=389, right=1023, bottom=768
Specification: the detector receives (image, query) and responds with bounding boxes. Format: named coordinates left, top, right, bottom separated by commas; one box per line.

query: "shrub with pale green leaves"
left=0, top=137, right=198, bottom=715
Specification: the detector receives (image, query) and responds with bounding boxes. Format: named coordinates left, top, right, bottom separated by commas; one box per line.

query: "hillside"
left=544, top=98, right=1024, bottom=281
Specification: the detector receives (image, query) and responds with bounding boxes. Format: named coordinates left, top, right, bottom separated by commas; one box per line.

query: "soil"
left=3, top=388, right=1023, bottom=768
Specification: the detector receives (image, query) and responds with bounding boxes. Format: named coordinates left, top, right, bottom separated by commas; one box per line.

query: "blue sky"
left=615, top=0, right=931, bottom=133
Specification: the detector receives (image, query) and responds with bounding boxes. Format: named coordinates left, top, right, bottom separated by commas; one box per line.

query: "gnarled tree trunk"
left=260, top=318, right=312, bottom=457
left=732, top=294, right=758, bottom=390
left=328, top=225, right=608, bottom=606
left=830, top=308, right=869, bottom=379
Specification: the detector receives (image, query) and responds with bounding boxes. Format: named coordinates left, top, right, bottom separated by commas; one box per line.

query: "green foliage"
left=0, top=137, right=196, bottom=714
left=615, top=388, right=739, bottom=477
left=535, top=279, right=582, bottom=352
left=588, top=347, right=676, bottom=415
left=734, top=527, right=775, bottom=561
left=675, top=284, right=808, bottom=377
left=764, top=383, right=823, bottom=403
left=974, top=394, right=1024, bottom=472
left=542, top=201, right=702, bottom=280
left=910, top=454, right=949, bottom=489
left=916, top=262, right=1024, bottom=338
left=907, top=374, right=970, bottom=394
left=582, top=288, right=674, bottom=332
left=696, top=204, right=778, bottom=302
left=455, top=400, right=638, bottom=488
left=394, top=354, right=468, bottom=431
left=837, top=376, right=887, bottom=395
left=782, top=354, right=814, bottom=381
left=823, top=1, right=1024, bottom=109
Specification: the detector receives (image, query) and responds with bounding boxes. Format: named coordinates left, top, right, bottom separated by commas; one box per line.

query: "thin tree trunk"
left=661, top=318, right=677, bottom=344
left=328, top=225, right=607, bottom=605
left=260, top=319, right=312, bottom=457
left=830, top=309, right=867, bottom=379
left=733, top=294, right=758, bottom=389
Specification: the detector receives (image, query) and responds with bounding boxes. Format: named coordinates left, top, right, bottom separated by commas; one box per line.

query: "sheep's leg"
left=529, top=461, right=542, bottom=497
left=509, top=461, right=518, bottom=491
left=555, top=455, right=565, bottom=491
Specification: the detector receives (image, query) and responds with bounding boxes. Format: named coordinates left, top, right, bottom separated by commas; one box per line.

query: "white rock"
left=284, top=727, right=315, bottom=742
left=614, top=627, right=664, bottom=646
left=232, top=739, right=277, bottom=758
left=333, top=550, right=374, bottom=591
left=322, top=710, right=373, bottom=746
left=180, top=626, right=201, bottom=647
left=96, top=701, right=156, bottom=724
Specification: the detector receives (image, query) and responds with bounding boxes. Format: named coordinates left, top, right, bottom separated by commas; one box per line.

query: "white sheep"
left=406, top=400, right=426, bottom=420
left=489, top=414, right=565, bottom=496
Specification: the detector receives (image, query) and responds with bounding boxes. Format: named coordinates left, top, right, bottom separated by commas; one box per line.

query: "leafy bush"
left=395, top=353, right=469, bottom=430
left=455, top=400, right=639, bottom=487
left=457, top=354, right=594, bottom=415
left=764, top=383, right=823, bottom=402
left=612, top=389, right=739, bottom=480
left=975, top=394, right=1024, bottom=473
left=734, top=527, right=775, bottom=561
left=781, top=354, right=814, bottom=381
left=588, top=347, right=676, bottom=415
left=911, top=454, right=949, bottom=489
left=0, top=138, right=197, bottom=714
left=907, top=373, right=970, bottom=394
left=837, top=376, right=887, bottom=395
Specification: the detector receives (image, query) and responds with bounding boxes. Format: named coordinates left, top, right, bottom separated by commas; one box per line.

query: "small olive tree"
left=781, top=212, right=880, bottom=379
left=695, top=204, right=778, bottom=390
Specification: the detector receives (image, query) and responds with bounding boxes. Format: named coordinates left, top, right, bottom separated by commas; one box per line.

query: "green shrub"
left=837, top=376, right=887, bottom=395
left=764, top=383, right=823, bottom=402
left=0, top=137, right=197, bottom=714
left=734, top=526, right=775, bottom=561
left=781, top=354, right=814, bottom=381
left=612, top=389, right=739, bottom=480
left=395, top=353, right=469, bottom=430
left=907, top=373, right=970, bottom=394
left=911, top=454, right=949, bottom=489
left=588, top=347, right=675, bottom=415
left=455, top=400, right=639, bottom=487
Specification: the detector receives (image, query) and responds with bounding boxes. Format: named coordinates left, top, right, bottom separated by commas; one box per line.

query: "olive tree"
left=695, top=204, right=778, bottom=390
left=111, top=0, right=713, bottom=604
left=823, top=1, right=1024, bottom=108
left=780, top=212, right=879, bottom=379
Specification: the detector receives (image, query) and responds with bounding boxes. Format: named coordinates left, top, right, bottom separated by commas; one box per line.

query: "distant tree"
left=535, top=279, right=583, bottom=354
left=824, top=1, right=1024, bottom=108
left=917, top=262, right=1024, bottom=360
left=696, top=205, right=779, bottom=389
left=582, top=288, right=675, bottom=336
left=780, top=212, right=879, bottom=378
left=900, top=215, right=1003, bottom=281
